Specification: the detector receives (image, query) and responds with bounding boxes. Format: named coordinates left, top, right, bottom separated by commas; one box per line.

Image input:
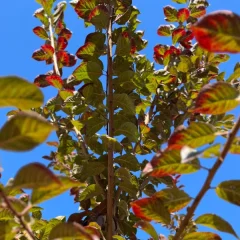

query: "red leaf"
left=33, top=26, right=49, bottom=40
left=192, top=11, right=240, bottom=53
left=59, top=28, right=72, bottom=40
left=153, top=44, right=168, bottom=64
left=172, top=28, right=186, bottom=45
left=177, top=8, right=190, bottom=22
left=57, top=37, right=68, bottom=51
left=74, top=0, right=96, bottom=19
left=41, top=44, right=54, bottom=57
left=34, top=74, right=51, bottom=88
left=57, top=51, right=77, bottom=67
left=55, top=18, right=66, bottom=35
left=131, top=197, right=170, bottom=224
left=46, top=75, right=63, bottom=89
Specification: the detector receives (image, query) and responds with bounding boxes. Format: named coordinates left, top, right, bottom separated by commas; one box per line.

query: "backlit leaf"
left=191, top=82, right=239, bottom=115
left=46, top=75, right=63, bottom=89
left=134, top=220, right=158, bottom=240
left=183, top=232, right=221, bottom=240
left=89, top=5, right=109, bottom=29
left=115, top=122, right=139, bottom=142
left=168, top=122, right=216, bottom=149
left=177, top=8, right=190, bottom=22
left=73, top=61, right=103, bottom=82
left=163, top=5, right=178, bottom=22
left=32, top=48, right=49, bottom=61
left=171, top=0, right=187, bottom=3
left=116, top=32, right=131, bottom=56
left=154, top=188, right=191, bottom=212
left=78, top=184, right=103, bottom=201
left=190, top=6, right=206, bottom=18
left=31, top=176, right=86, bottom=204
left=0, top=111, right=56, bottom=151
left=131, top=197, right=171, bottom=224
left=33, top=26, right=49, bottom=40
left=114, top=154, right=140, bottom=172
left=172, top=28, right=186, bottom=45
left=74, top=0, right=96, bottom=19
left=192, top=11, right=240, bottom=53
left=12, top=162, right=60, bottom=189
left=143, top=149, right=200, bottom=177
left=196, top=214, right=238, bottom=238
left=157, top=25, right=173, bottom=36
left=113, top=93, right=135, bottom=115
left=57, top=36, right=68, bottom=51
left=216, top=180, right=240, bottom=206
left=0, top=76, right=43, bottom=109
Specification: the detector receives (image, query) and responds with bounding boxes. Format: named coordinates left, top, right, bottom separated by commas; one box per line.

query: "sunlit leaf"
left=116, top=32, right=131, bottom=56
left=163, top=5, right=178, bottom=22
left=196, top=214, right=238, bottom=238
left=78, top=184, right=103, bottom=201
left=74, top=0, right=96, bottom=19
left=157, top=25, right=173, bottom=36
left=143, top=149, right=200, bottom=177
left=46, top=75, right=63, bottom=89
left=192, top=11, right=240, bottom=53
left=171, top=0, right=187, bottom=3
left=177, top=8, right=189, bottom=22
left=183, top=232, right=221, bottom=240
left=154, top=188, right=192, bottom=212
left=191, top=82, right=239, bottom=115
left=190, top=6, right=206, bottom=18
left=0, top=76, right=43, bottom=109
left=134, top=220, right=158, bottom=240
left=172, top=28, right=186, bottom=45
left=33, top=26, right=49, bottom=40
left=216, top=180, right=240, bottom=206
left=168, top=122, right=216, bottom=149
left=131, top=197, right=171, bottom=224
left=0, top=111, right=56, bottom=151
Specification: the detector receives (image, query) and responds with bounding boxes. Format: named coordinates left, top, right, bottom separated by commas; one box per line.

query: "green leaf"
left=183, top=232, right=221, bottom=240
left=31, top=176, right=86, bottom=204
left=0, top=221, right=16, bottom=239
left=114, top=154, right=140, bottom=171
left=131, top=197, right=171, bottom=224
left=191, top=82, right=239, bottom=115
left=113, top=93, right=135, bottom=115
left=113, top=236, right=126, bottom=240
left=78, top=184, right=103, bottom=201
left=33, top=26, right=49, bottom=40
left=115, top=122, right=139, bottom=142
left=172, top=0, right=187, bottom=3
left=73, top=61, right=103, bottom=82
left=0, top=111, right=56, bottom=151
left=168, top=122, right=216, bottom=149
left=0, top=76, right=43, bottom=109
left=12, top=162, right=61, bottom=189
left=192, top=11, right=240, bottom=53
left=85, top=117, right=106, bottom=136
left=35, top=0, right=54, bottom=15
left=49, top=222, right=98, bottom=240
left=216, top=180, right=240, bottom=206
left=89, top=5, right=109, bottom=29
left=0, top=208, right=14, bottom=220
left=116, top=32, right=131, bottom=56
left=163, top=6, right=178, bottom=22
left=143, top=149, right=200, bottom=177
left=41, top=218, right=65, bottom=240
left=134, top=220, right=158, bottom=240
left=154, top=188, right=192, bottom=212
left=196, top=214, right=238, bottom=239
left=74, top=0, right=96, bottom=19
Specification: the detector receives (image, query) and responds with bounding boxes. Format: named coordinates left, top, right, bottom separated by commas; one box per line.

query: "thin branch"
left=107, top=6, right=114, bottom=239
left=144, top=95, right=157, bottom=125
left=0, top=191, right=36, bottom=240
left=48, top=17, right=60, bottom=76
left=173, top=116, right=240, bottom=240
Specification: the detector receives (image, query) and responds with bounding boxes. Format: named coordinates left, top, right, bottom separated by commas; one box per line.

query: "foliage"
left=0, top=0, right=240, bottom=239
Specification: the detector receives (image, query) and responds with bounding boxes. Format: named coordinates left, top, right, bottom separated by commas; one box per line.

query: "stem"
left=173, top=116, right=240, bottom=240
left=107, top=6, right=114, bottom=239
left=0, top=191, right=36, bottom=240
left=48, top=17, right=60, bottom=76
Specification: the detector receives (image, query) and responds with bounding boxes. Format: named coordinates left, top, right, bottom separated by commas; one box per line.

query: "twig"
left=0, top=191, right=36, bottom=240
left=173, top=116, right=240, bottom=240
left=107, top=6, right=114, bottom=239
left=144, top=95, right=157, bottom=125
left=48, top=17, right=60, bottom=76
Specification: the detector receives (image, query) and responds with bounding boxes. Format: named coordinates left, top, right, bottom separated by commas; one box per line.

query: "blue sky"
left=1, top=0, right=240, bottom=239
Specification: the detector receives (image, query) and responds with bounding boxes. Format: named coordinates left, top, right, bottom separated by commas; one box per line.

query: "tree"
left=0, top=0, right=240, bottom=239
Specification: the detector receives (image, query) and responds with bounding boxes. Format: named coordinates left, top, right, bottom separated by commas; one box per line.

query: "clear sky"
left=1, top=1, right=240, bottom=239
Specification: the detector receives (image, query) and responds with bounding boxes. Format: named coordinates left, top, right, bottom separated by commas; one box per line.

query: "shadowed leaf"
left=78, top=184, right=103, bottom=201
left=0, top=111, right=56, bottom=151
left=0, top=76, right=43, bottom=109
left=196, top=214, right=238, bottom=238
left=12, top=162, right=61, bottom=189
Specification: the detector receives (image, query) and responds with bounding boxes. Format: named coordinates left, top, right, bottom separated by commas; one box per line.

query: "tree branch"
left=107, top=6, right=114, bottom=239
left=173, top=116, right=240, bottom=240
left=48, top=17, right=60, bottom=76
left=0, top=191, right=36, bottom=240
